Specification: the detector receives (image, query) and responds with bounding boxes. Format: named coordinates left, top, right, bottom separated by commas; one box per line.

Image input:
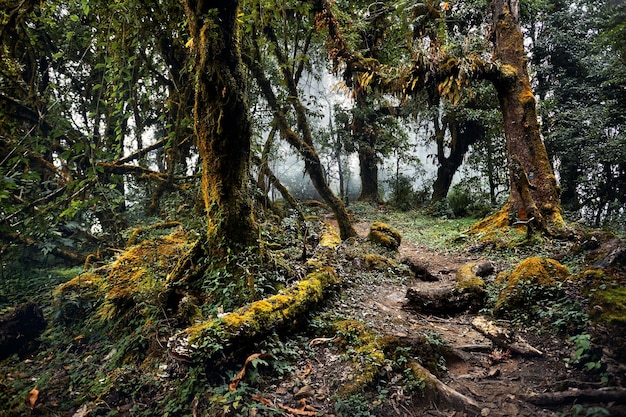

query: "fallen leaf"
left=28, top=388, right=39, bottom=408
left=229, top=353, right=269, bottom=391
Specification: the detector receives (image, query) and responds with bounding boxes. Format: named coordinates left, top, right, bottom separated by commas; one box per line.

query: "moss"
left=367, top=221, right=402, bottom=250
left=468, top=204, right=524, bottom=238
left=363, top=253, right=397, bottom=271
left=589, top=287, right=626, bottom=326
left=455, top=262, right=486, bottom=292
left=54, top=230, right=191, bottom=325
left=333, top=320, right=386, bottom=394
left=319, top=222, right=341, bottom=248
left=176, top=267, right=340, bottom=361
left=494, top=257, right=570, bottom=313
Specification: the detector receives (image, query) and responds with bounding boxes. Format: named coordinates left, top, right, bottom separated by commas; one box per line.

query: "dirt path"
left=295, top=219, right=579, bottom=416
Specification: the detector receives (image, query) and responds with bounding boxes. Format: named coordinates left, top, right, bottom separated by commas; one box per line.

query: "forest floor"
left=266, top=217, right=612, bottom=417
left=1, top=205, right=625, bottom=417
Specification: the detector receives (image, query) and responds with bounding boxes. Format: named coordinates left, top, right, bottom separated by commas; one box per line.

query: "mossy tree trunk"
left=490, top=0, right=566, bottom=235
left=182, top=0, right=257, bottom=250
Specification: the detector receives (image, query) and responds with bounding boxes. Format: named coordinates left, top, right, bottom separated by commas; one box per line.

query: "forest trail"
left=298, top=218, right=583, bottom=416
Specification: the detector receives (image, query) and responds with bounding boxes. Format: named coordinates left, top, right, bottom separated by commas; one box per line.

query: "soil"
left=262, top=219, right=626, bottom=417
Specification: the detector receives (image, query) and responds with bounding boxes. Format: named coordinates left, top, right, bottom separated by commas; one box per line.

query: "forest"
left=1, top=0, right=625, bottom=416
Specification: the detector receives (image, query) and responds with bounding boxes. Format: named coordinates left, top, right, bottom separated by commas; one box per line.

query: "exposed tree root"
left=471, top=316, right=543, bottom=356
left=525, top=388, right=626, bottom=406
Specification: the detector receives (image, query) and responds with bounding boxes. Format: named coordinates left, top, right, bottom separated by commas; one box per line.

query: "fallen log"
left=471, top=316, right=543, bottom=357
left=168, top=267, right=339, bottom=363
left=525, top=388, right=626, bottom=406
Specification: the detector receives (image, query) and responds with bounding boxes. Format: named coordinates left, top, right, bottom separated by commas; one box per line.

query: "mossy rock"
left=455, top=262, right=487, bottom=292
left=494, top=257, right=570, bottom=315
left=589, top=286, right=626, bottom=326
left=588, top=286, right=626, bottom=362
left=363, top=253, right=397, bottom=271
left=367, top=222, right=402, bottom=250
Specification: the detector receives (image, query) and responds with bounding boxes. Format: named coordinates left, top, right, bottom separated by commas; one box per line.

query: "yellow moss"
left=367, top=222, right=402, bottom=250
left=500, top=64, right=518, bottom=78
left=494, top=257, right=570, bottom=312
left=455, top=262, right=486, bottom=291
left=363, top=253, right=397, bottom=270
left=319, top=222, right=341, bottom=248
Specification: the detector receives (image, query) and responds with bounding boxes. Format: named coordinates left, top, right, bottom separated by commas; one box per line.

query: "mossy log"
left=405, top=262, right=487, bottom=315
left=168, top=267, right=339, bottom=363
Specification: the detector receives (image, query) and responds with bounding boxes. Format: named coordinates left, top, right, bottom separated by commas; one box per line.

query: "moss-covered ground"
left=1, top=203, right=624, bottom=416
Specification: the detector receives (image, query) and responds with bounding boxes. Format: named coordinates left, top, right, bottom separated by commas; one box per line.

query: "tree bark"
left=490, top=0, right=566, bottom=235
left=357, top=143, right=380, bottom=203
left=182, top=0, right=257, bottom=249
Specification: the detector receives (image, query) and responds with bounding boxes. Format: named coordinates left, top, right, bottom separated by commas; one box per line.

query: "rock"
left=494, top=257, right=570, bottom=315
left=367, top=222, right=401, bottom=251
left=473, top=260, right=495, bottom=277
left=0, top=301, right=46, bottom=359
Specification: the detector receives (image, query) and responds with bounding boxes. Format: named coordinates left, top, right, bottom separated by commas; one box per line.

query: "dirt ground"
left=263, top=220, right=625, bottom=417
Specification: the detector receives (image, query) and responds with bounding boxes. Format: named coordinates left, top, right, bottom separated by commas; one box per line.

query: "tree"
left=532, top=0, right=626, bottom=227
left=242, top=2, right=357, bottom=240
left=481, top=0, right=566, bottom=234
left=181, top=0, right=258, bottom=250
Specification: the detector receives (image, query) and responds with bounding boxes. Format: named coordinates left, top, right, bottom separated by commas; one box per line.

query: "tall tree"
left=181, top=0, right=258, bottom=249
left=489, top=0, right=566, bottom=234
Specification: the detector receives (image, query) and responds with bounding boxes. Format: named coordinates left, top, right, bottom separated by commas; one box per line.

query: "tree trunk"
left=182, top=0, right=257, bottom=249
left=431, top=113, right=482, bottom=201
left=491, top=0, right=566, bottom=235
left=357, top=144, right=380, bottom=203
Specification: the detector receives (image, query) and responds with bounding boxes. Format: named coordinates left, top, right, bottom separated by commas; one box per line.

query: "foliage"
left=447, top=178, right=492, bottom=218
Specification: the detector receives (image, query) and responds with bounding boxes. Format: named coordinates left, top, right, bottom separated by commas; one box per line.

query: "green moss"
left=589, top=287, right=626, bottom=326
left=494, top=257, right=570, bottom=313
left=367, top=221, right=402, bottom=250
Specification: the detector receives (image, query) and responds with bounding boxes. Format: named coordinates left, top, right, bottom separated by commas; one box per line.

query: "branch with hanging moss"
left=167, top=267, right=340, bottom=363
